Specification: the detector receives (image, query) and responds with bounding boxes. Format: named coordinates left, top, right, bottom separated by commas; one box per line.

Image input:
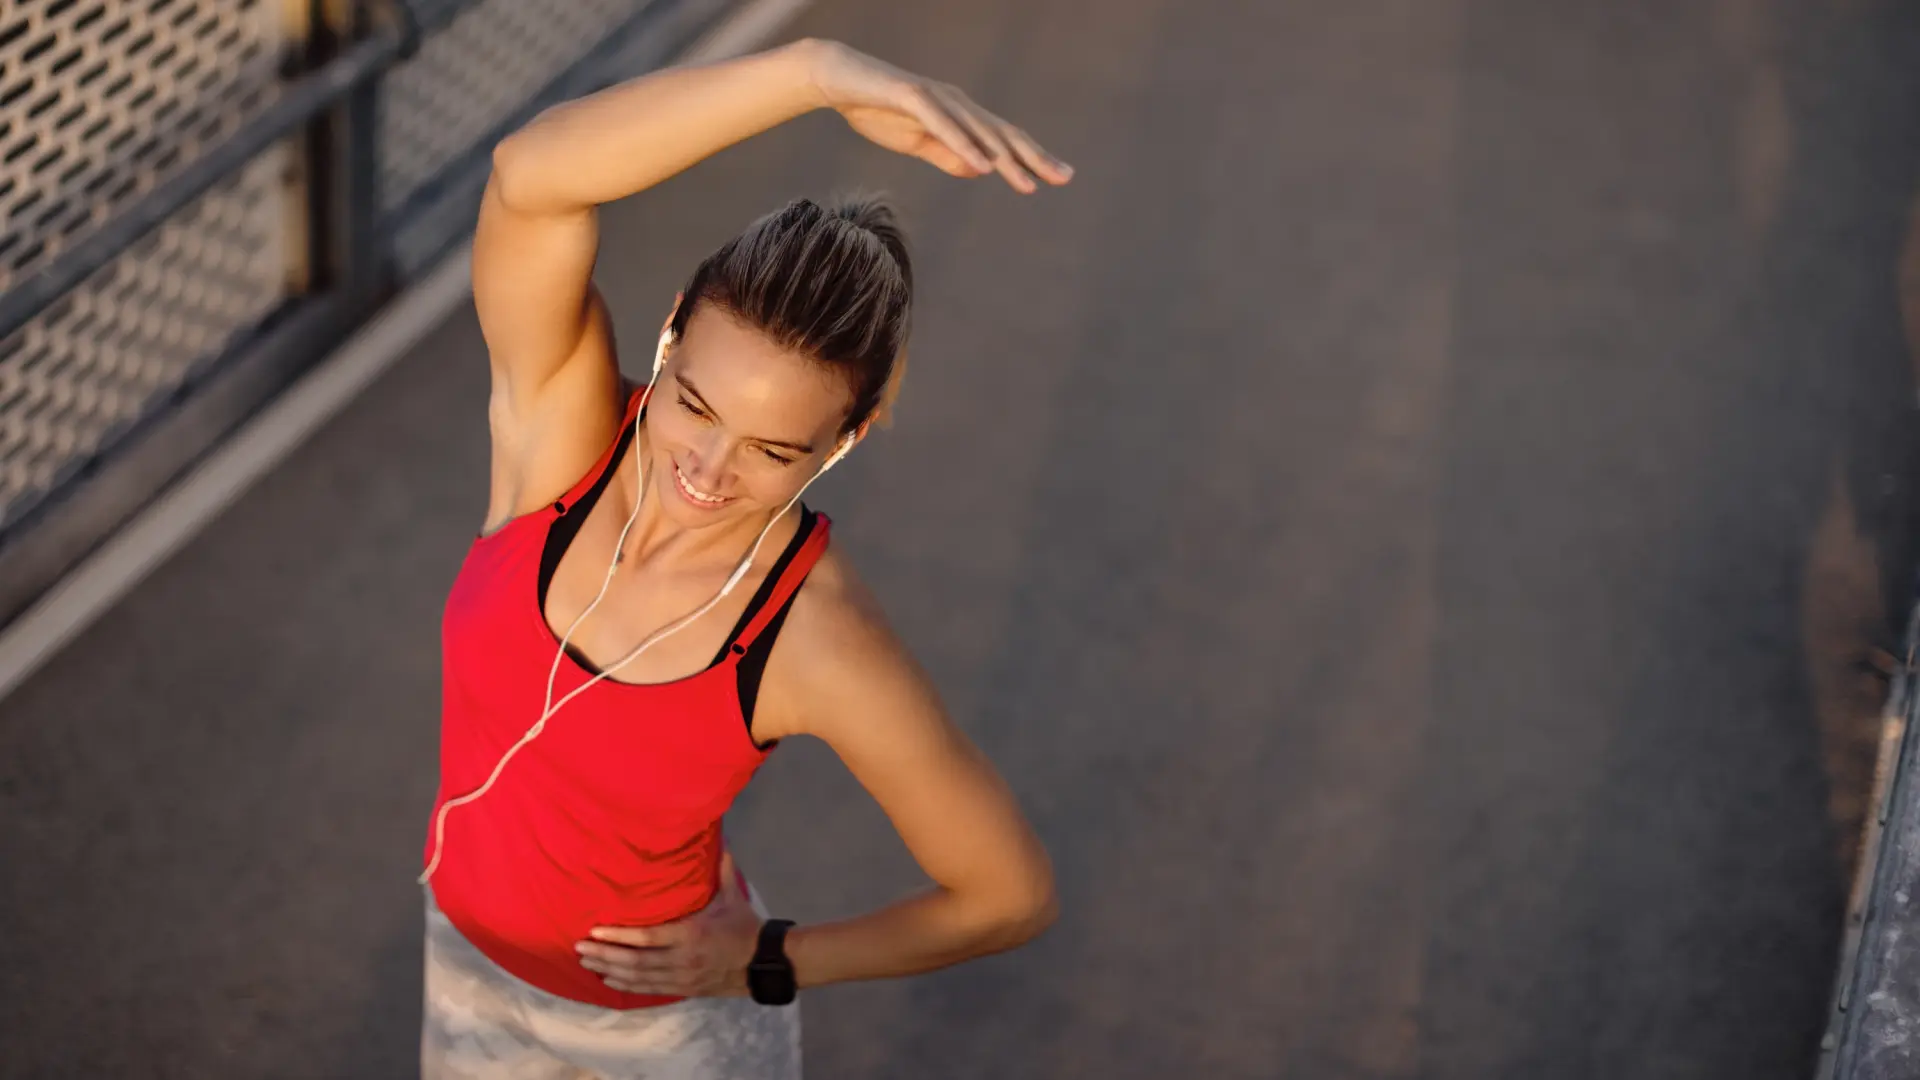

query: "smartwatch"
left=747, top=919, right=798, bottom=1006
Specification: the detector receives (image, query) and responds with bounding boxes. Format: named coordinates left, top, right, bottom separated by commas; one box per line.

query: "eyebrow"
left=675, top=374, right=818, bottom=455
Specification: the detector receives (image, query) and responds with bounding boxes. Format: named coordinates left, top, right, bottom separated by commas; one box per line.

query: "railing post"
left=311, top=0, right=416, bottom=313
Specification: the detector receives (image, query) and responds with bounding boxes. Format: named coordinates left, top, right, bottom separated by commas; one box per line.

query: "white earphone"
left=420, top=321, right=857, bottom=885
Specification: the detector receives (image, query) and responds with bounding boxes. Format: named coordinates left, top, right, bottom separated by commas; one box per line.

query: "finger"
left=576, top=941, right=669, bottom=965
left=579, top=948, right=679, bottom=977
left=588, top=924, right=679, bottom=948
left=939, top=93, right=1043, bottom=194
left=604, top=977, right=685, bottom=996
left=900, top=88, right=992, bottom=173
left=930, top=87, right=1034, bottom=193
left=927, top=85, right=1004, bottom=164
left=914, top=139, right=987, bottom=178
left=1002, top=125, right=1073, bottom=186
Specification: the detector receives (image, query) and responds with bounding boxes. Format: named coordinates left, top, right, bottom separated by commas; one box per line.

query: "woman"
left=417, top=36, right=1072, bottom=1078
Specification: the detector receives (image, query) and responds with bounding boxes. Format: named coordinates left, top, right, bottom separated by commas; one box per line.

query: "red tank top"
left=424, top=387, right=829, bottom=1009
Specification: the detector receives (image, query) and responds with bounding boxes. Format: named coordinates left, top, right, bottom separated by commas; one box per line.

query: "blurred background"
left=3, top=0, right=1920, bottom=1076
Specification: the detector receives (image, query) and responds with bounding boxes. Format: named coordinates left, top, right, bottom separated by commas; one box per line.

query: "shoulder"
left=778, top=545, right=908, bottom=688
left=754, top=544, right=939, bottom=743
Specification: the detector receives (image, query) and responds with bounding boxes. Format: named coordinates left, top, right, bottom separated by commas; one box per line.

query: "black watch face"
left=749, top=961, right=797, bottom=1005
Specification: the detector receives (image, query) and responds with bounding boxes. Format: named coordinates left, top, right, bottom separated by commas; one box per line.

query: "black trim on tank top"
left=535, top=421, right=818, bottom=743
left=538, top=420, right=635, bottom=615
left=718, top=507, right=815, bottom=749
left=733, top=594, right=797, bottom=746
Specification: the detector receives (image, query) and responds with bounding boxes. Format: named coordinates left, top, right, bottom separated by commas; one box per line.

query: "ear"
left=652, top=293, right=685, bottom=377
left=868, top=348, right=909, bottom=430
left=651, top=326, right=673, bottom=377
left=839, top=420, right=874, bottom=460
left=819, top=424, right=865, bottom=472
left=659, top=291, right=684, bottom=338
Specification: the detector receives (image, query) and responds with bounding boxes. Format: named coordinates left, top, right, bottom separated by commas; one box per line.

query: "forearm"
left=492, top=40, right=825, bottom=214
left=786, top=885, right=1056, bottom=989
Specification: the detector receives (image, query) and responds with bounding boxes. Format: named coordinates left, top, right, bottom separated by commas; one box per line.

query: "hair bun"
left=827, top=194, right=912, bottom=292
left=828, top=194, right=896, bottom=231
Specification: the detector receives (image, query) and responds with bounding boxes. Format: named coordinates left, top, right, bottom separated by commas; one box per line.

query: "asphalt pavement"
left=5, top=1, right=1920, bottom=1076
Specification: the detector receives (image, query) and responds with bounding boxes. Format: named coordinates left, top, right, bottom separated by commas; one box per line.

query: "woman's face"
left=643, top=304, right=856, bottom=530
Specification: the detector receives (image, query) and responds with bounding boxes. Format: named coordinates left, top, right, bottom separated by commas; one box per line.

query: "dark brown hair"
left=670, top=195, right=913, bottom=434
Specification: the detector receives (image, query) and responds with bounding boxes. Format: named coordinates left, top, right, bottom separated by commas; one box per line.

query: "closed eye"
left=680, top=393, right=795, bottom=465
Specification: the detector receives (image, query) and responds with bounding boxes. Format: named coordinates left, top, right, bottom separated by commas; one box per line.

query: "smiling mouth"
left=672, top=461, right=733, bottom=508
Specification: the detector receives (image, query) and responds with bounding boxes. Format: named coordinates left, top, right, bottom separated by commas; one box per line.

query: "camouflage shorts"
left=420, top=888, right=801, bottom=1079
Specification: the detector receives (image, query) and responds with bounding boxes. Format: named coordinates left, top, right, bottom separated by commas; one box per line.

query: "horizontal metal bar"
left=380, top=0, right=734, bottom=235
left=0, top=30, right=407, bottom=344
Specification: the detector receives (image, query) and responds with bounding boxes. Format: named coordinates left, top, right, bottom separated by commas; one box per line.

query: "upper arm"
left=764, top=566, right=1054, bottom=910
left=473, top=144, right=624, bottom=527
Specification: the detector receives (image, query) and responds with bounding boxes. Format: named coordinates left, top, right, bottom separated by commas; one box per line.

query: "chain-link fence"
left=0, top=0, right=734, bottom=624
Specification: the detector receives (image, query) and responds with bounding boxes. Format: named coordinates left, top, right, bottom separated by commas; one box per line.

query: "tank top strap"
left=552, top=383, right=650, bottom=514
left=728, top=512, right=832, bottom=654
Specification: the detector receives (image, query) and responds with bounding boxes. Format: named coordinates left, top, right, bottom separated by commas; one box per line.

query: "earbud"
left=651, top=328, right=672, bottom=377
left=821, top=434, right=856, bottom=473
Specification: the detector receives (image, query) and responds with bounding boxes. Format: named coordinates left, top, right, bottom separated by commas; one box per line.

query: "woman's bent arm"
left=771, top=568, right=1058, bottom=988
left=474, top=42, right=827, bottom=525
left=574, top=565, right=1058, bottom=999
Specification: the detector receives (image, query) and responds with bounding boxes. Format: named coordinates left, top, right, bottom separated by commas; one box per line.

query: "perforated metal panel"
left=378, top=0, right=651, bottom=214
left=388, top=161, right=485, bottom=276
left=0, top=0, right=293, bottom=529
left=399, top=0, right=473, bottom=37
left=0, top=0, right=288, bottom=291
left=0, top=147, right=293, bottom=527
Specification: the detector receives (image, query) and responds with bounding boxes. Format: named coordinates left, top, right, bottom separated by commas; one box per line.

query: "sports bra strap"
left=729, top=513, right=832, bottom=654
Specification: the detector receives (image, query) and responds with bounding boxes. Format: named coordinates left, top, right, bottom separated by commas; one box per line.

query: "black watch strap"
left=747, top=919, right=797, bottom=1006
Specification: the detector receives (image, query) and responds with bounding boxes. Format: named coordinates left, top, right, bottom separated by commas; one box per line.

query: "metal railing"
left=0, top=0, right=737, bottom=627
left=0, top=9, right=413, bottom=343
left=1817, top=589, right=1920, bottom=1079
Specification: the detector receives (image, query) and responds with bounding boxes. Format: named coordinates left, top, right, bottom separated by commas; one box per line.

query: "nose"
left=682, top=432, right=731, bottom=490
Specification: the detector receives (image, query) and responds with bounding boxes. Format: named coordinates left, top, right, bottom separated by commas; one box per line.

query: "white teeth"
left=674, top=463, right=727, bottom=504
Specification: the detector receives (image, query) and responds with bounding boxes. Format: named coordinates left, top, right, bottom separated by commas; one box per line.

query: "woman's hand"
left=575, top=850, right=763, bottom=997
left=801, top=39, right=1074, bottom=193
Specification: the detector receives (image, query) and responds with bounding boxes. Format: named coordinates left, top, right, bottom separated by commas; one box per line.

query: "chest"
left=542, top=501, right=767, bottom=686
left=439, top=531, right=767, bottom=825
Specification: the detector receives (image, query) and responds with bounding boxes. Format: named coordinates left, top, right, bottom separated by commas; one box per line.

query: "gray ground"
left=6, top=1, right=1920, bottom=1077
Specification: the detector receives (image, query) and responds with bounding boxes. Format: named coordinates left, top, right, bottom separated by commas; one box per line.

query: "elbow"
left=992, top=890, right=1057, bottom=952
left=982, top=870, right=1058, bottom=950
left=489, top=116, right=569, bottom=214
left=489, top=125, right=596, bottom=218
left=1018, top=885, right=1060, bottom=942
left=1005, top=844, right=1060, bottom=943
left=488, top=134, right=537, bottom=212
